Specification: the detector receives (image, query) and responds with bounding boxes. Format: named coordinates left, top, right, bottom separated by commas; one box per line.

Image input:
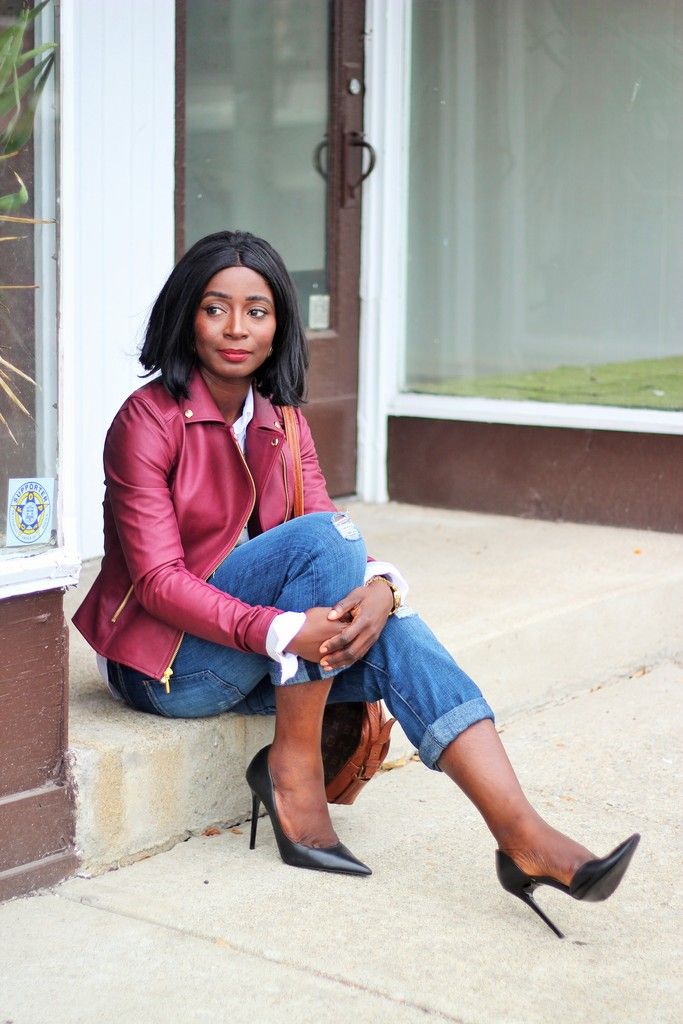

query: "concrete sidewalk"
left=3, top=504, right=683, bottom=1023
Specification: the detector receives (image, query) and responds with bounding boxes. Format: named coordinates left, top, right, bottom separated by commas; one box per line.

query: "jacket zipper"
left=111, top=584, right=134, bottom=623
left=159, top=436, right=258, bottom=694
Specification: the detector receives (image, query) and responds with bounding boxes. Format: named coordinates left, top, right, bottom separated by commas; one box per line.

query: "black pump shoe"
left=496, top=833, right=640, bottom=938
left=246, top=745, right=372, bottom=877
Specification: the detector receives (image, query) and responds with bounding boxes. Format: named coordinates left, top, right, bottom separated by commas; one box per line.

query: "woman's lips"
left=218, top=349, right=250, bottom=363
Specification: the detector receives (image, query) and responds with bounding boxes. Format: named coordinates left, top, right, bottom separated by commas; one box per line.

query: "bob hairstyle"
left=139, top=230, right=309, bottom=407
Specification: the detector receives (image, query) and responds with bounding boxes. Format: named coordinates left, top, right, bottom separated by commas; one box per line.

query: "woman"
left=73, top=230, right=638, bottom=938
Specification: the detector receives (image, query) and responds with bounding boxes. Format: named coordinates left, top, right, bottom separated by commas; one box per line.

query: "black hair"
left=139, top=230, right=309, bottom=406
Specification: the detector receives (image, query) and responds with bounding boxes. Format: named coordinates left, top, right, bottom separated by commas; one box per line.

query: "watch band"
left=366, top=575, right=401, bottom=615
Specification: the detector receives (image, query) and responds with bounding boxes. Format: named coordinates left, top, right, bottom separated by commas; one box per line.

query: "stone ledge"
left=69, top=697, right=415, bottom=873
left=69, top=696, right=270, bottom=873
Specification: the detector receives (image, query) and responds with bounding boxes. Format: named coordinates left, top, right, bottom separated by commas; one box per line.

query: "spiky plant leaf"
left=0, top=50, right=55, bottom=118
left=0, top=406, right=18, bottom=443
left=0, top=52, right=55, bottom=152
left=0, top=368, right=32, bottom=417
left=0, top=213, right=53, bottom=223
left=0, top=171, right=28, bottom=211
left=14, top=42, right=56, bottom=68
left=0, top=353, right=37, bottom=385
left=0, top=1, right=50, bottom=93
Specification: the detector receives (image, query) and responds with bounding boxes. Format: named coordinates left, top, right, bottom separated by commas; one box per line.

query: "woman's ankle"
left=267, top=744, right=337, bottom=848
left=499, top=822, right=595, bottom=886
left=269, top=741, right=324, bottom=785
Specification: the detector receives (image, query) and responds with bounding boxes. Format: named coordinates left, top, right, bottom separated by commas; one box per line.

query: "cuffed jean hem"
left=418, top=696, right=495, bottom=771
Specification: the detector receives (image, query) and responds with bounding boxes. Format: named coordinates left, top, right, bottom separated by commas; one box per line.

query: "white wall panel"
left=62, top=0, right=176, bottom=559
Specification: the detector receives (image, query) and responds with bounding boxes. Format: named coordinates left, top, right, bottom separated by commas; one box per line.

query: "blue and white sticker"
left=6, top=477, right=54, bottom=546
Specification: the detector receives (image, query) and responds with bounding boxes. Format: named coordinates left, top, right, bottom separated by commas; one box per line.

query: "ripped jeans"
left=107, top=512, right=494, bottom=770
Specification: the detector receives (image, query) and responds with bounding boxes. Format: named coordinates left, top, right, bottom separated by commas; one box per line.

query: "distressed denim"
left=108, top=511, right=494, bottom=769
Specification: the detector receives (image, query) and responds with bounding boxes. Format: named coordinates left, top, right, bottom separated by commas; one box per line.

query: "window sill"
left=389, top=393, right=683, bottom=435
left=0, top=547, right=81, bottom=600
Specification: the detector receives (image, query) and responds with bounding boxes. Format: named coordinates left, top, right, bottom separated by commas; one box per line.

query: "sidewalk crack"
left=55, top=891, right=464, bottom=1023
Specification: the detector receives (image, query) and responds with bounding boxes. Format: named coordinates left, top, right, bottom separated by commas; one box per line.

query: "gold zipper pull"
left=161, top=666, right=173, bottom=694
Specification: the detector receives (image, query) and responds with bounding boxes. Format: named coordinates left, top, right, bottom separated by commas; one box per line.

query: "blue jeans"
left=107, top=512, right=494, bottom=770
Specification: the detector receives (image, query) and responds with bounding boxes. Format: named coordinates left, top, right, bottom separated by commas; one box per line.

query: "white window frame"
left=1, top=0, right=177, bottom=598
left=358, top=0, right=683, bottom=504
left=0, top=1, right=79, bottom=600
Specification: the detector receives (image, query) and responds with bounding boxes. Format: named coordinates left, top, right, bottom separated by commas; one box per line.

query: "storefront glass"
left=182, top=0, right=329, bottom=327
left=0, top=0, right=58, bottom=556
left=404, top=0, right=683, bottom=411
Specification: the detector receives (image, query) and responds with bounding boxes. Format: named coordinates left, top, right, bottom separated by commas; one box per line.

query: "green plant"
left=0, top=0, right=56, bottom=440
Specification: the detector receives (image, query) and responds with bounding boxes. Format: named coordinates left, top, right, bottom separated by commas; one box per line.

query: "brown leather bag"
left=281, top=406, right=396, bottom=805
left=321, top=700, right=395, bottom=804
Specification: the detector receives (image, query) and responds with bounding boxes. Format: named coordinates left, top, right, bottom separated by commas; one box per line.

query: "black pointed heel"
left=496, top=833, right=640, bottom=939
left=246, top=745, right=372, bottom=877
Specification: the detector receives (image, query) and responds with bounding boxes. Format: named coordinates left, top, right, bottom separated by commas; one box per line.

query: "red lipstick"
left=219, top=350, right=250, bottom=363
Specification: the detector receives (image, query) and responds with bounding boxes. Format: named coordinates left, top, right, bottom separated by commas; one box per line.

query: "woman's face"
left=193, top=266, right=276, bottom=387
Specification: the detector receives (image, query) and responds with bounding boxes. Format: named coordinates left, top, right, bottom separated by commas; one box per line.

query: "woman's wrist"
left=364, top=575, right=400, bottom=615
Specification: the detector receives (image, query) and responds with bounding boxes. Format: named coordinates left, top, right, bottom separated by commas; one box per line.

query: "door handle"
left=315, top=131, right=378, bottom=201
left=313, top=137, right=328, bottom=179
left=350, top=131, right=376, bottom=194
left=346, top=131, right=377, bottom=198
left=342, top=131, right=377, bottom=206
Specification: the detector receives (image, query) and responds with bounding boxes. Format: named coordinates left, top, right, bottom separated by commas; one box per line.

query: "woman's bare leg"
left=439, top=719, right=593, bottom=884
left=268, top=678, right=337, bottom=848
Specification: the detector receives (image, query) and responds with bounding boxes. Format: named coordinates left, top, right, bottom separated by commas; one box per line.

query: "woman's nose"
left=224, top=312, right=247, bottom=337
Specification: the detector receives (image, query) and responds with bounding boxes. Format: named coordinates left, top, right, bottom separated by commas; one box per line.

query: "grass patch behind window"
left=408, top=355, right=683, bottom=411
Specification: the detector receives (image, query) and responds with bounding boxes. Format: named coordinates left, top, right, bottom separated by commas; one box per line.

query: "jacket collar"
left=179, top=368, right=282, bottom=435
left=251, top=389, right=283, bottom=434
left=178, top=367, right=226, bottom=424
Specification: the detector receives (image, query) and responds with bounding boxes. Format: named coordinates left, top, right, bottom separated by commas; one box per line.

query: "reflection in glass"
left=184, top=0, right=329, bottom=324
left=0, top=0, right=58, bottom=553
left=405, top=0, right=683, bottom=410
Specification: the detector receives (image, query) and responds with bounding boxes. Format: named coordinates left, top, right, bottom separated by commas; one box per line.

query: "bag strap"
left=282, top=406, right=305, bottom=518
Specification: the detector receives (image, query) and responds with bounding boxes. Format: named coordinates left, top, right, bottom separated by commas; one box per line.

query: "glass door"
left=176, top=0, right=368, bottom=495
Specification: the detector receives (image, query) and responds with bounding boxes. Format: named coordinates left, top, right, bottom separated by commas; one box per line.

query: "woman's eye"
left=249, top=308, right=267, bottom=319
left=204, top=304, right=222, bottom=316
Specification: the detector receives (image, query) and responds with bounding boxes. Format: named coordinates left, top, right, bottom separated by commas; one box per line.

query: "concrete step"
left=65, top=502, right=683, bottom=874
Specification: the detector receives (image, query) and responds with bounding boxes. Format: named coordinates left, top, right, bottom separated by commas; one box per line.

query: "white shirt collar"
left=231, top=386, right=255, bottom=453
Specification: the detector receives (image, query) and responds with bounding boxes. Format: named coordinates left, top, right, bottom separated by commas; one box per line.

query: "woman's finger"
left=320, top=618, right=382, bottom=669
left=320, top=617, right=363, bottom=656
left=327, top=586, right=366, bottom=620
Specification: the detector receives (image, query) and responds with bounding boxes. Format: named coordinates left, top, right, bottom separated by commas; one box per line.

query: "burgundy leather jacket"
left=72, top=369, right=336, bottom=682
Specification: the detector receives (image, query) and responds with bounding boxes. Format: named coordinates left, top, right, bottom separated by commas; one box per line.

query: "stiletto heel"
left=496, top=833, right=640, bottom=938
left=517, top=889, right=564, bottom=939
left=249, top=792, right=261, bottom=850
left=245, top=745, right=372, bottom=876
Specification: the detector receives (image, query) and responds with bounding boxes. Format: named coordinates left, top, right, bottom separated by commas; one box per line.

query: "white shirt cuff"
left=266, top=611, right=307, bottom=684
left=363, top=561, right=409, bottom=604
left=96, top=652, right=124, bottom=702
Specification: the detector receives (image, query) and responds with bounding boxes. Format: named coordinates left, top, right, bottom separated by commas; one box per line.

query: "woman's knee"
left=297, top=512, right=367, bottom=576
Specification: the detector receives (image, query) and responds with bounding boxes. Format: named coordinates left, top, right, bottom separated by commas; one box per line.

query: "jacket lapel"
left=178, top=368, right=226, bottom=424
left=247, top=391, right=284, bottom=482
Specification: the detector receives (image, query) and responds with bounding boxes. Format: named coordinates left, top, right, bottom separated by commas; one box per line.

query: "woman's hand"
left=318, top=581, right=394, bottom=671
left=284, top=607, right=344, bottom=663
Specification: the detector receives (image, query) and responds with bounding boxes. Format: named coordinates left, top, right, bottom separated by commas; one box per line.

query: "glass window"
left=182, top=0, right=329, bottom=324
left=404, top=0, right=683, bottom=411
left=0, top=0, right=58, bottom=555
